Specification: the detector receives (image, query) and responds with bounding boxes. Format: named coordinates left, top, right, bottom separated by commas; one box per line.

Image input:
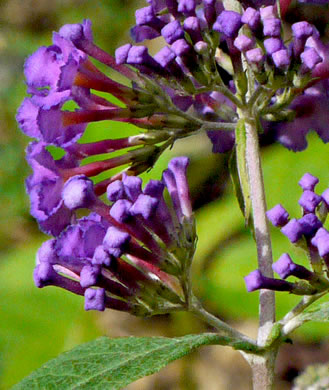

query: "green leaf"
left=300, top=301, right=329, bottom=323
left=232, top=119, right=251, bottom=226
left=13, top=334, right=226, bottom=390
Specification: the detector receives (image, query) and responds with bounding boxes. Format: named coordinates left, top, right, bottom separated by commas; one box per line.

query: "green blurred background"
left=0, top=1, right=328, bottom=389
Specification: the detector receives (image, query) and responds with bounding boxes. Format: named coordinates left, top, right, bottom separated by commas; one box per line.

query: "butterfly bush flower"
left=245, top=173, right=329, bottom=295
left=16, top=1, right=329, bottom=309
left=119, top=1, right=329, bottom=152
left=17, top=2, right=329, bottom=169
left=33, top=156, right=196, bottom=314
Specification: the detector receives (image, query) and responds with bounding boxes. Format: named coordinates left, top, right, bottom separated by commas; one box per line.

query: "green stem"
left=189, top=297, right=261, bottom=354
left=240, top=113, right=276, bottom=389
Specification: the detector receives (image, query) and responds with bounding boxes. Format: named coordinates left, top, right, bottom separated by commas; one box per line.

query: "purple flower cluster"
left=33, top=156, right=196, bottom=313
left=245, top=173, right=329, bottom=294
left=113, top=1, right=329, bottom=152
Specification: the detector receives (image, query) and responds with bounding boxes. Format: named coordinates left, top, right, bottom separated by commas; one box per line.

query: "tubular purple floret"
left=59, top=20, right=137, bottom=80
left=298, top=213, right=322, bottom=236
left=161, top=20, right=185, bottom=44
left=177, top=0, right=196, bottom=15
left=281, top=218, right=303, bottom=243
left=298, top=190, right=321, bottom=213
left=183, top=16, right=203, bottom=43
left=266, top=204, right=289, bottom=227
left=264, top=38, right=283, bottom=55
left=122, top=174, right=143, bottom=202
left=241, top=7, right=261, bottom=31
left=103, top=226, right=131, bottom=258
left=272, top=253, right=314, bottom=280
left=162, top=169, right=183, bottom=222
left=80, top=264, right=101, bottom=288
left=107, top=180, right=126, bottom=202
left=168, top=157, right=193, bottom=220
left=62, top=175, right=96, bottom=210
left=213, top=11, right=242, bottom=38
left=244, top=269, right=294, bottom=292
left=260, top=6, right=277, bottom=20
left=262, top=18, right=281, bottom=37
left=84, top=288, right=105, bottom=311
left=298, top=173, right=319, bottom=191
left=272, top=49, right=290, bottom=68
left=311, top=228, right=329, bottom=257
left=301, top=48, right=323, bottom=70
left=234, top=35, right=254, bottom=52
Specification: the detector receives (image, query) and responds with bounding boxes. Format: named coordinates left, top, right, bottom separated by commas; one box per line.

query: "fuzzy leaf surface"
left=13, top=333, right=223, bottom=390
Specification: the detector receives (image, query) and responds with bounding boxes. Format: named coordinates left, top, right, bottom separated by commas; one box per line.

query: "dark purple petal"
left=107, top=180, right=125, bottom=202
left=272, top=253, right=314, bottom=280
left=143, top=179, right=165, bottom=198
left=266, top=204, right=289, bottom=227
left=244, top=269, right=293, bottom=292
left=301, top=48, right=322, bottom=70
left=37, top=106, right=87, bottom=147
left=80, top=264, right=101, bottom=288
left=264, top=38, right=283, bottom=55
left=234, top=35, right=254, bottom=52
left=130, top=194, right=159, bottom=220
left=183, top=17, right=202, bottom=43
left=62, top=175, right=95, bottom=210
left=298, top=190, right=321, bottom=213
left=281, top=218, right=303, bottom=243
left=292, top=21, right=313, bottom=39
left=110, top=199, right=132, bottom=222
left=298, top=213, right=322, bottom=236
left=298, top=173, right=319, bottom=191
left=213, top=11, right=242, bottom=38
left=115, top=44, right=132, bottom=64
left=103, top=226, right=131, bottom=257
left=84, top=288, right=105, bottom=311
left=92, top=245, right=111, bottom=266
left=168, top=157, right=192, bottom=219
left=161, top=20, right=184, bottom=44
left=207, top=130, right=235, bottom=153
left=241, top=7, right=260, bottom=30
left=17, top=98, right=42, bottom=139
left=263, top=18, right=281, bottom=37
left=310, top=227, right=329, bottom=247
left=260, top=6, right=277, bottom=20
left=171, top=39, right=191, bottom=56
left=122, top=175, right=142, bottom=202
left=177, top=0, right=196, bottom=14
left=272, top=49, right=290, bottom=68
left=130, top=25, right=160, bottom=43
left=58, top=19, right=93, bottom=48
left=34, top=262, right=57, bottom=288
left=245, top=48, right=264, bottom=64
left=24, top=46, right=62, bottom=92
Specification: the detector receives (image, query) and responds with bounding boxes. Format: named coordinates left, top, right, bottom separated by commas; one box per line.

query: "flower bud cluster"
left=245, top=173, right=329, bottom=295
left=114, top=1, right=329, bottom=152
left=33, top=156, right=196, bottom=314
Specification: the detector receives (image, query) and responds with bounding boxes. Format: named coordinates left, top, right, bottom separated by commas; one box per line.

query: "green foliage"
left=0, top=241, right=102, bottom=389
left=13, top=334, right=222, bottom=390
